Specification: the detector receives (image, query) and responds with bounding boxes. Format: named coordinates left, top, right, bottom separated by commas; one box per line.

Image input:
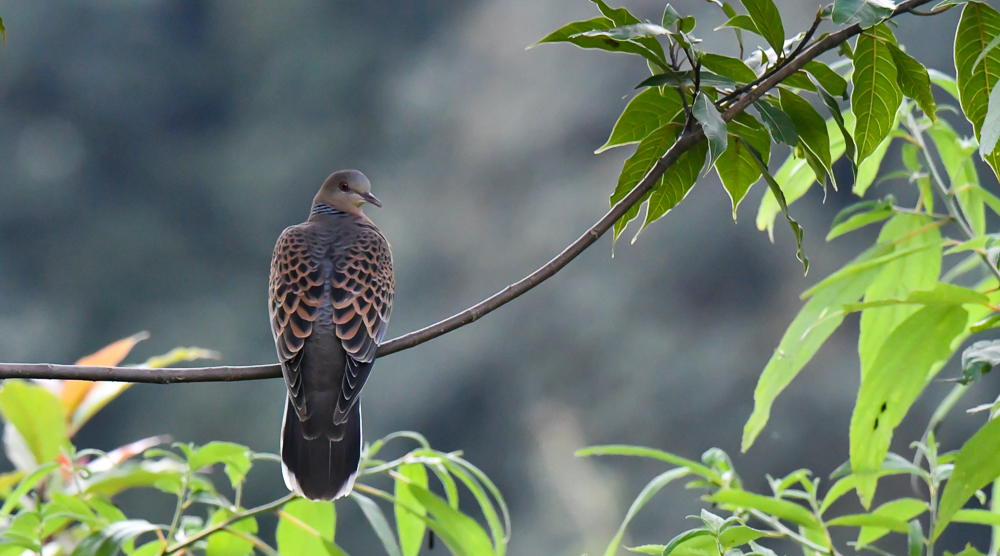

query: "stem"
left=164, top=493, right=296, bottom=555
left=748, top=509, right=839, bottom=556
left=161, top=473, right=190, bottom=555
left=906, top=113, right=1000, bottom=286
left=0, top=0, right=943, bottom=385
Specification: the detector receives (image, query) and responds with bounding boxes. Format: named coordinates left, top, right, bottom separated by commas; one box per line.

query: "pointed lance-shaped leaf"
left=740, top=137, right=808, bottom=273
left=634, top=137, right=709, bottom=241
left=717, top=112, right=769, bottom=220
left=700, top=53, right=757, bottom=83
left=956, top=2, right=1000, bottom=179
left=888, top=44, right=937, bottom=121
left=780, top=87, right=835, bottom=189
left=934, top=417, right=1000, bottom=539
left=851, top=305, right=968, bottom=508
left=754, top=100, right=798, bottom=146
left=853, top=23, right=903, bottom=165
left=609, top=123, right=683, bottom=241
left=740, top=0, right=785, bottom=53
left=597, top=88, right=685, bottom=153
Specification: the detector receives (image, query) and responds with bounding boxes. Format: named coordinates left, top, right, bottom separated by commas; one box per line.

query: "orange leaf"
left=61, top=332, right=149, bottom=416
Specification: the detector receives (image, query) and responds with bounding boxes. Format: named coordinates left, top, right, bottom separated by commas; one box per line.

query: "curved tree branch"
left=0, top=0, right=937, bottom=384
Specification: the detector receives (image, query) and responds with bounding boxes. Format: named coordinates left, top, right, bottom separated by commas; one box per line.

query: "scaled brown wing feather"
left=269, top=226, right=325, bottom=416
left=331, top=227, right=394, bottom=424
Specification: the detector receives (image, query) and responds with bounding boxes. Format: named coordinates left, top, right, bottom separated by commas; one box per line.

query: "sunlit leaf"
left=206, top=509, right=257, bottom=556
left=408, top=483, right=496, bottom=556
left=610, top=123, right=682, bottom=240
left=717, top=113, right=770, bottom=219
left=855, top=498, right=929, bottom=546
left=187, top=442, right=253, bottom=488
left=602, top=468, right=689, bottom=556
left=276, top=499, right=338, bottom=556
left=0, top=381, right=71, bottom=468
left=71, top=520, right=160, bottom=556
left=395, top=463, right=428, bottom=556
left=709, top=490, right=821, bottom=529
left=635, top=138, right=708, bottom=240
left=827, top=198, right=895, bottom=240
left=851, top=305, right=968, bottom=507
left=935, top=417, right=1000, bottom=539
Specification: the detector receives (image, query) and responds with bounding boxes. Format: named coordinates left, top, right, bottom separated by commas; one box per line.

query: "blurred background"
left=0, top=0, right=997, bottom=554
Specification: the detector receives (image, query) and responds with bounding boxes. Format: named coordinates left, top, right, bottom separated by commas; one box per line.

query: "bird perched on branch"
left=268, top=169, right=394, bottom=500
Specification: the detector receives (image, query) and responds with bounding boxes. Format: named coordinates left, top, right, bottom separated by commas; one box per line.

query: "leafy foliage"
left=0, top=336, right=509, bottom=556
left=541, top=0, right=1000, bottom=555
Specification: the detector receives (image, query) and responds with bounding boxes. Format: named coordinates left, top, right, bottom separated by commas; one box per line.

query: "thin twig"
left=0, top=0, right=941, bottom=384
left=164, top=493, right=296, bottom=555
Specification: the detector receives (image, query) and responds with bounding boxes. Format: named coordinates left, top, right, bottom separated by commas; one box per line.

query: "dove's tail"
left=280, top=397, right=362, bottom=501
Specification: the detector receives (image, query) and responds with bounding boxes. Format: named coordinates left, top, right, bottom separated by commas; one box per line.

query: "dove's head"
left=314, top=169, right=382, bottom=215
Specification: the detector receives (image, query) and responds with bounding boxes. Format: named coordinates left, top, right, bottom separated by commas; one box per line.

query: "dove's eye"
left=339, top=182, right=350, bottom=192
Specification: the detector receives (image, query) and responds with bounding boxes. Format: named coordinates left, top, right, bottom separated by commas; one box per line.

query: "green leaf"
left=927, top=119, right=985, bottom=235
left=820, top=467, right=916, bottom=514
left=853, top=24, right=903, bottom=165
left=577, top=445, right=720, bottom=481
left=0, top=463, right=58, bottom=518
left=636, top=137, right=708, bottom=239
left=755, top=100, right=798, bottom=146
left=71, top=520, right=160, bottom=556
left=0, top=17, right=4, bottom=46
left=535, top=17, right=613, bottom=45
left=855, top=498, right=929, bottom=546
left=956, top=2, right=1000, bottom=180
left=851, top=305, right=969, bottom=507
left=395, top=463, right=428, bottom=556
left=718, top=526, right=777, bottom=549
left=276, top=499, right=337, bottom=556
left=952, top=508, right=1000, bottom=526
left=907, top=519, right=924, bottom=556
left=779, top=88, right=834, bottom=187
left=407, top=483, right=496, bottom=556
left=832, top=0, right=894, bottom=28
left=0, top=380, right=71, bottom=468
left=353, top=493, right=403, bottom=556
left=740, top=0, right=784, bottom=52
left=827, top=198, right=895, bottom=240
left=979, top=77, right=1000, bottom=158
left=935, top=417, right=1000, bottom=538
left=533, top=14, right=665, bottom=68
left=662, top=529, right=714, bottom=556
left=857, top=215, right=942, bottom=381
left=693, top=93, right=728, bottom=171
left=610, top=123, right=681, bottom=240
left=741, top=137, right=808, bottom=272
left=206, top=510, right=257, bottom=556
left=427, top=455, right=508, bottom=555
left=888, top=43, right=937, bottom=121
left=718, top=15, right=760, bottom=36
left=700, top=54, right=757, bottom=83
left=742, top=242, right=892, bottom=450
left=576, top=23, right=670, bottom=41
left=598, top=88, right=685, bottom=153
left=602, top=468, right=689, bottom=556
left=854, top=116, right=897, bottom=196
left=718, top=113, right=770, bottom=219
left=843, top=283, right=990, bottom=312
left=709, top=490, right=821, bottom=529
left=187, top=442, right=252, bottom=488
left=805, top=61, right=848, bottom=98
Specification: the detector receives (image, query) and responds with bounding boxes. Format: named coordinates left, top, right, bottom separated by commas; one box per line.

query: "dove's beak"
left=362, top=193, right=382, bottom=208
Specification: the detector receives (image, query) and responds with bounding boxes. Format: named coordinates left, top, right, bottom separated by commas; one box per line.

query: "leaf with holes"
left=851, top=305, right=968, bottom=508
